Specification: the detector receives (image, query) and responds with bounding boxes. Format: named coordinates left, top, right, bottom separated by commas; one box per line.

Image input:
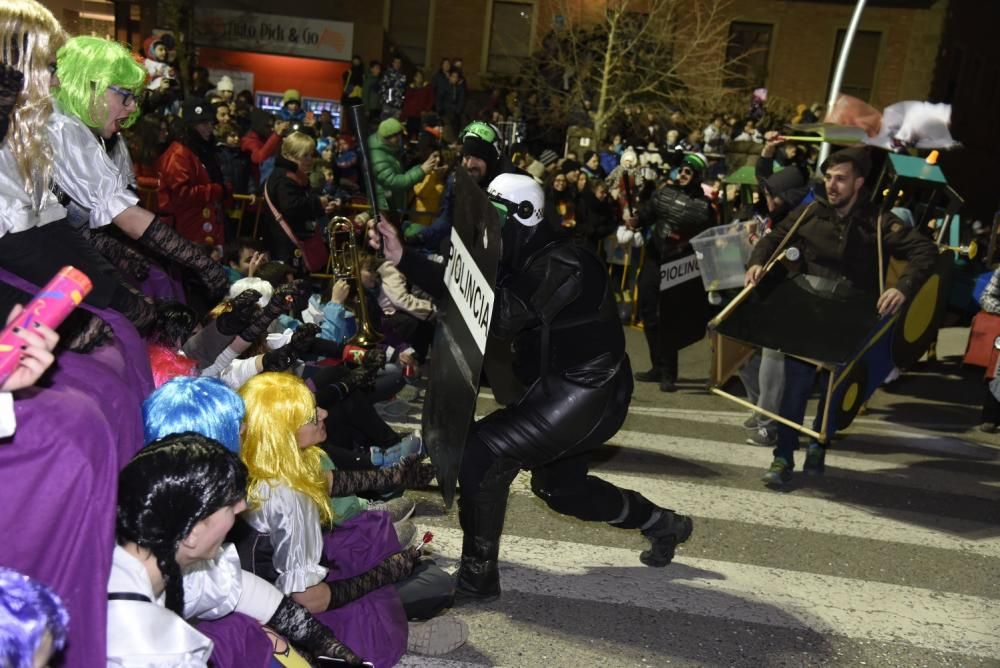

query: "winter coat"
left=261, top=156, right=326, bottom=264
left=748, top=195, right=938, bottom=300
left=401, top=84, right=435, bottom=123
left=380, top=68, right=407, bottom=111
left=436, top=81, right=465, bottom=117
left=368, top=132, right=425, bottom=216
left=240, top=129, right=282, bottom=185
left=363, top=72, right=382, bottom=115
left=575, top=189, right=618, bottom=247
left=217, top=143, right=254, bottom=195
left=430, top=69, right=450, bottom=98
left=156, top=141, right=227, bottom=245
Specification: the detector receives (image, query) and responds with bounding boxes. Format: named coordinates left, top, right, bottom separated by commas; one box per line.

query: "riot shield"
left=421, top=168, right=502, bottom=508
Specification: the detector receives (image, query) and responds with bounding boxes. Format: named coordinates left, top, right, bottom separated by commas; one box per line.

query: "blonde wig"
left=53, top=36, right=145, bottom=131
left=280, top=131, right=316, bottom=164
left=0, top=0, right=66, bottom=212
left=239, top=372, right=333, bottom=525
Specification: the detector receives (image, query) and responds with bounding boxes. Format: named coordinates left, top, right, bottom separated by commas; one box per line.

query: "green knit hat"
left=377, top=117, right=404, bottom=138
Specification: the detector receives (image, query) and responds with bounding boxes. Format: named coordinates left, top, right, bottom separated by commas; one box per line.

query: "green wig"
left=53, top=35, right=146, bottom=130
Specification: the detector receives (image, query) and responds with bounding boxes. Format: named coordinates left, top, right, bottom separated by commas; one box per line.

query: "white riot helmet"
left=487, top=173, right=544, bottom=227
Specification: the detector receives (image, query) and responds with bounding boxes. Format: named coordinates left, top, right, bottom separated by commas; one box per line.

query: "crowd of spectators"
left=2, top=5, right=979, bottom=665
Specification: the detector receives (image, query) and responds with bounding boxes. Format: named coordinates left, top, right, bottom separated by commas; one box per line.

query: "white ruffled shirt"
left=240, top=481, right=328, bottom=595
left=47, top=107, right=138, bottom=229
left=0, top=144, right=67, bottom=238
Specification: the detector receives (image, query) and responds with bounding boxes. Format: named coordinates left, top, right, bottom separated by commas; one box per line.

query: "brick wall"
left=719, top=0, right=946, bottom=110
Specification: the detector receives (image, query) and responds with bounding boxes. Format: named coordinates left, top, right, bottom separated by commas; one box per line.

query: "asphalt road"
left=387, top=325, right=1000, bottom=668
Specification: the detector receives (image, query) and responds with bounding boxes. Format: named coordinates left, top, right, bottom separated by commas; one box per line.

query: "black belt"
left=108, top=592, right=153, bottom=603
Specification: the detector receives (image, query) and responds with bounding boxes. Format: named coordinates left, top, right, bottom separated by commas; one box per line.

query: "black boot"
left=454, top=497, right=506, bottom=602
left=640, top=508, right=693, bottom=567
left=454, top=457, right=520, bottom=602
left=659, top=346, right=678, bottom=392
left=635, top=324, right=662, bottom=382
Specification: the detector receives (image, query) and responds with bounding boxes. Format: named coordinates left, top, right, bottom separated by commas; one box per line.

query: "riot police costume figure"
left=453, top=174, right=694, bottom=600
left=634, top=152, right=714, bottom=392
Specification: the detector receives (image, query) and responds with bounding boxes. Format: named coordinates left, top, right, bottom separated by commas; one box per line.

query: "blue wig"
left=142, top=377, right=245, bottom=453
left=0, top=567, right=69, bottom=668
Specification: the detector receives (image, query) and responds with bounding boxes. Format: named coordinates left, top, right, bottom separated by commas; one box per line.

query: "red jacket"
left=401, top=84, right=435, bottom=122
left=240, top=130, right=282, bottom=184
left=155, top=141, right=226, bottom=246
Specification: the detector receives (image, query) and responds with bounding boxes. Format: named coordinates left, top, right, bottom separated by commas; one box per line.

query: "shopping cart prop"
left=706, top=196, right=956, bottom=442
left=421, top=167, right=502, bottom=508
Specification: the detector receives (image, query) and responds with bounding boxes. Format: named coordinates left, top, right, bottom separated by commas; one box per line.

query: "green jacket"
left=369, top=132, right=425, bottom=215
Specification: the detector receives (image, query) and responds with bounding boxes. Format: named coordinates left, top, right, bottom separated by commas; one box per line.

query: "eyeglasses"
left=107, top=84, right=137, bottom=108
left=679, top=166, right=695, bottom=176
left=304, top=408, right=320, bottom=426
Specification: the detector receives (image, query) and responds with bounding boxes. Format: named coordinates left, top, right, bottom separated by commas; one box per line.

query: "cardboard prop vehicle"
left=706, top=154, right=961, bottom=442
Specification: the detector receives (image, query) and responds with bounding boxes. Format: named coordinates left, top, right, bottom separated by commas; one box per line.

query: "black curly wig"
left=116, top=432, right=248, bottom=615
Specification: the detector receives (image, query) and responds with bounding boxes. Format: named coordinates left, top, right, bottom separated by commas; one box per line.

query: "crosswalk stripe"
left=472, top=392, right=1000, bottom=460
left=500, top=471, right=1000, bottom=558
left=605, top=429, right=1000, bottom=501
left=397, top=657, right=482, bottom=668
left=419, top=526, right=1000, bottom=659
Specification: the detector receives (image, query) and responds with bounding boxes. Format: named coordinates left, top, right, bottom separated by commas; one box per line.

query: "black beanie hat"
left=462, top=134, right=499, bottom=173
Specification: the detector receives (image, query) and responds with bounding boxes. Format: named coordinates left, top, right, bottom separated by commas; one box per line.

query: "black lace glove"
left=180, top=291, right=260, bottom=366
left=361, top=347, right=386, bottom=371
left=240, top=283, right=297, bottom=343
left=60, top=311, right=114, bottom=353
left=348, top=366, right=377, bottom=393
left=0, top=64, right=24, bottom=144
left=137, top=217, right=228, bottom=299
left=265, top=596, right=365, bottom=666
left=216, top=289, right=262, bottom=336
left=261, top=323, right=320, bottom=372
left=325, top=547, right=421, bottom=610
left=329, top=454, right=436, bottom=496
left=83, top=227, right=150, bottom=282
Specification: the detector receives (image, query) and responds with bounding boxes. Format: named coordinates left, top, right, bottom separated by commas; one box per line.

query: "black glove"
left=288, top=323, right=320, bottom=355
left=82, top=227, right=151, bottom=282
left=260, top=323, right=320, bottom=371
left=388, top=454, right=437, bottom=489
left=137, top=217, right=228, bottom=300
left=307, top=336, right=345, bottom=359
left=240, top=283, right=297, bottom=343
left=0, top=64, right=24, bottom=144
left=265, top=596, right=365, bottom=666
left=216, top=289, right=262, bottom=336
left=261, top=345, right=297, bottom=372
left=345, top=366, right=375, bottom=393
left=361, top=347, right=386, bottom=371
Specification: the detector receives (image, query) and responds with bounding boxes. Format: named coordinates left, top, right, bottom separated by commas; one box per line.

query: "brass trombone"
left=324, top=216, right=383, bottom=348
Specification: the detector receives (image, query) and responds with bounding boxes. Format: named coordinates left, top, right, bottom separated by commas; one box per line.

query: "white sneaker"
left=406, top=616, right=469, bottom=656
left=394, top=519, right=417, bottom=547
left=366, top=496, right=416, bottom=523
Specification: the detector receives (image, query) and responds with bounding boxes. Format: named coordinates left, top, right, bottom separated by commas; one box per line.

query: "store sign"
left=193, top=9, right=353, bottom=61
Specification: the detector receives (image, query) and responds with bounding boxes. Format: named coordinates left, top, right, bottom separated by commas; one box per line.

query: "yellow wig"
left=0, top=0, right=66, bottom=212
left=239, top=372, right=333, bottom=526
